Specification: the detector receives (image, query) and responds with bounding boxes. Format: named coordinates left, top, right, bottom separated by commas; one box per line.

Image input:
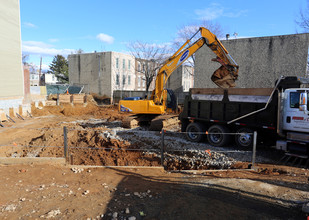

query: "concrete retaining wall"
left=195, top=33, right=309, bottom=88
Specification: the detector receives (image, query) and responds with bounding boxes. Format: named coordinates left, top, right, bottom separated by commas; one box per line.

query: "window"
left=290, top=92, right=300, bottom=108
left=128, top=60, right=131, bottom=70
left=123, top=59, right=125, bottom=69
left=116, top=74, right=119, bottom=85
left=128, top=75, right=131, bottom=85
left=116, top=58, right=119, bottom=68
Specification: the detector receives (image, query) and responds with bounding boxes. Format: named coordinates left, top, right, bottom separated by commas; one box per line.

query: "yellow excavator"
left=119, top=27, right=239, bottom=129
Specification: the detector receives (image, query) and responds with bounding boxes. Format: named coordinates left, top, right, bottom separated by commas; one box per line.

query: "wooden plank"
left=59, top=94, right=72, bottom=103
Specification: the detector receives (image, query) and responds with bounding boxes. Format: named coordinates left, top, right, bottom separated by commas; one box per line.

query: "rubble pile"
left=163, top=150, right=235, bottom=170
left=16, top=118, right=267, bottom=170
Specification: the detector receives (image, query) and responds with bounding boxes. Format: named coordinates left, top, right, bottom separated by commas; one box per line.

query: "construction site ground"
left=0, top=103, right=308, bottom=219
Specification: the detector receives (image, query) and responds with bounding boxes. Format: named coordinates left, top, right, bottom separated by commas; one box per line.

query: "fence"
left=0, top=126, right=258, bottom=170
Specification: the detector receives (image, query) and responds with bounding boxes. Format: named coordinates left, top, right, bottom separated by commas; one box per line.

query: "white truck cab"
left=282, top=89, right=309, bottom=133
left=277, top=88, right=309, bottom=154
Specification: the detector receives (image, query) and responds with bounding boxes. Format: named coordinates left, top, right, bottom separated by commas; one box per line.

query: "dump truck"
left=179, top=76, right=309, bottom=156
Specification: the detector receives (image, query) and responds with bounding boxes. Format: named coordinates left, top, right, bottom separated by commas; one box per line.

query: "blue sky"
left=20, top=0, right=308, bottom=69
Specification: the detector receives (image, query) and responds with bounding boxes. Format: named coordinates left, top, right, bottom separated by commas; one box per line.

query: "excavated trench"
left=10, top=119, right=245, bottom=170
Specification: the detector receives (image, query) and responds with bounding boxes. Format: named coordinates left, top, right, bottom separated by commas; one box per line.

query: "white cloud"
left=49, top=38, right=59, bottom=43
left=195, top=3, right=247, bottom=20
left=22, top=41, right=75, bottom=57
left=41, top=63, right=50, bottom=71
left=96, top=33, right=114, bottom=44
left=195, top=4, right=223, bottom=20
left=23, top=22, right=37, bottom=28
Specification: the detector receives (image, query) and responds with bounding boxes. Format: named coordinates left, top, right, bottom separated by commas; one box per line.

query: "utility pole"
left=39, top=56, right=42, bottom=86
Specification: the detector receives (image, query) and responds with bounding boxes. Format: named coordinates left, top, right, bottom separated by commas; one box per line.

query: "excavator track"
left=122, top=114, right=179, bottom=131
left=149, top=114, right=179, bottom=131
left=122, top=114, right=157, bottom=129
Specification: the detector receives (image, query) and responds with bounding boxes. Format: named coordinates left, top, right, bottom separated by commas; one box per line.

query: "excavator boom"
left=152, top=27, right=239, bottom=105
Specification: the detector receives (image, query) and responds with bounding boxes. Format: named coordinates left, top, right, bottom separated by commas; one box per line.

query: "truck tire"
left=186, top=122, right=205, bottom=142
left=235, top=128, right=253, bottom=148
left=207, top=125, right=230, bottom=147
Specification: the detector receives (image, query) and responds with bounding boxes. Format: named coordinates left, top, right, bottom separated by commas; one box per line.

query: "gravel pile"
left=163, top=150, right=236, bottom=170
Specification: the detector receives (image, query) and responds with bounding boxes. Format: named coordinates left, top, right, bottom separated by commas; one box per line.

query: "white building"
left=30, top=73, right=40, bottom=86
left=112, top=52, right=136, bottom=91
left=0, top=0, right=25, bottom=115
left=44, top=73, right=58, bottom=85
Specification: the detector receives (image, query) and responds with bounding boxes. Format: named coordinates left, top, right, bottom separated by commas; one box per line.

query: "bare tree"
left=172, top=20, right=224, bottom=69
left=127, top=41, right=170, bottom=96
left=296, top=1, right=309, bottom=76
left=75, top=49, right=84, bottom=54
left=22, top=54, right=29, bottom=65
left=296, top=0, right=309, bottom=32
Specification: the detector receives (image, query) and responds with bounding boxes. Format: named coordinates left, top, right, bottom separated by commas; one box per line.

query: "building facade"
left=68, top=52, right=135, bottom=100
left=0, top=0, right=27, bottom=118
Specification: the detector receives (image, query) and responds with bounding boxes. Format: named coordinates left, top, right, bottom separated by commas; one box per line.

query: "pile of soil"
left=31, top=103, right=129, bottom=122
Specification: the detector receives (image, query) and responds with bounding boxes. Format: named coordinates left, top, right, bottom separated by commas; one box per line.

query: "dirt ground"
left=0, top=164, right=308, bottom=219
left=0, top=103, right=309, bottom=219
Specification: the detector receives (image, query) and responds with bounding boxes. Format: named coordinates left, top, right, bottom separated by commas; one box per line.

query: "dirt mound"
left=13, top=124, right=161, bottom=166
left=31, top=103, right=130, bottom=122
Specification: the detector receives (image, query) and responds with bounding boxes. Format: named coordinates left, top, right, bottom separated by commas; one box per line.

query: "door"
left=282, top=90, right=309, bottom=133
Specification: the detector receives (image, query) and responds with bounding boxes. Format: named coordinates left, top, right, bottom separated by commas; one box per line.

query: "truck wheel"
left=207, top=125, right=230, bottom=147
left=186, top=122, right=205, bottom=142
left=235, top=128, right=253, bottom=148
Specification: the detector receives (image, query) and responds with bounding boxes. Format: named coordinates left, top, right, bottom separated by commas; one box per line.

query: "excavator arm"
left=152, top=27, right=239, bottom=105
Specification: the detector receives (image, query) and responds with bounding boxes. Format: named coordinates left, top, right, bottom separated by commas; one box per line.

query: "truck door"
left=282, top=90, right=309, bottom=133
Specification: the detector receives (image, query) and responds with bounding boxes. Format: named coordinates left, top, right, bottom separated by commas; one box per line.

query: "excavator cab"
left=166, top=89, right=177, bottom=112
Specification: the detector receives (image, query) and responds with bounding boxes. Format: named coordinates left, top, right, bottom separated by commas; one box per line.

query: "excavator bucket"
left=211, top=65, right=238, bottom=89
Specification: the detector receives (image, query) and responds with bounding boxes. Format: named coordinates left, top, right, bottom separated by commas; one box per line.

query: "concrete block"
left=9, top=108, right=14, bottom=118
left=0, top=110, right=6, bottom=122
left=21, top=104, right=31, bottom=117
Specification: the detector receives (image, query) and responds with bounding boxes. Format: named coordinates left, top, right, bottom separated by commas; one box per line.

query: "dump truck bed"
left=180, top=88, right=278, bottom=129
